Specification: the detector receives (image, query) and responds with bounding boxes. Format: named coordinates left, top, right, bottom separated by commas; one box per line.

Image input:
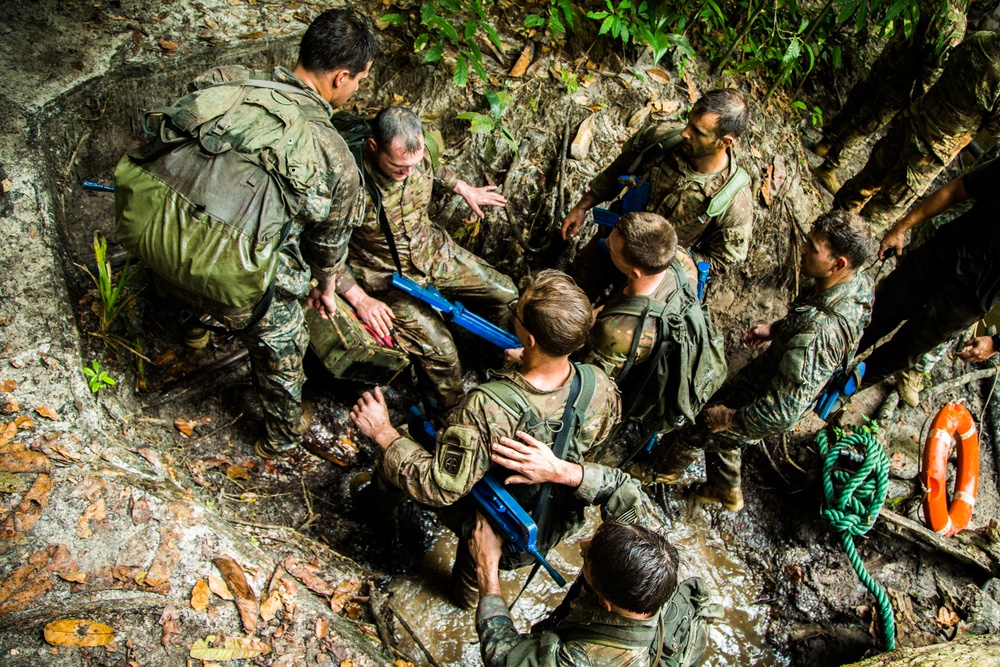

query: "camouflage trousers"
left=653, top=427, right=747, bottom=492
left=819, top=37, right=918, bottom=173
left=375, top=247, right=517, bottom=409
left=857, top=239, right=987, bottom=387
left=834, top=118, right=972, bottom=232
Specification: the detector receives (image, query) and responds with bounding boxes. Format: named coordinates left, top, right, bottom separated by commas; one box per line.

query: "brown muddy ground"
left=3, top=1, right=1000, bottom=665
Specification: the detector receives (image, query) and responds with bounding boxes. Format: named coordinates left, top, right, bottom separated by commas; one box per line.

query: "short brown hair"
left=519, top=270, right=591, bottom=357
left=810, top=209, right=872, bottom=269
left=616, top=212, right=678, bottom=273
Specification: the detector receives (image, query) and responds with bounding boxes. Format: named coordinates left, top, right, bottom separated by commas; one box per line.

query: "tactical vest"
left=601, top=262, right=727, bottom=433
left=114, top=78, right=331, bottom=320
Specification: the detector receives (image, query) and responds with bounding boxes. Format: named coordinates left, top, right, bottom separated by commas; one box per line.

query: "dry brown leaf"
left=159, top=39, right=178, bottom=51
left=570, top=115, right=596, bottom=161
left=76, top=498, right=107, bottom=539
left=145, top=525, right=181, bottom=587
left=44, top=619, right=114, bottom=647
left=240, top=31, right=265, bottom=40
left=152, top=350, right=176, bottom=366
left=208, top=572, right=234, bottom=600
left=191, top=579, right=210, bottom=612
left=0, top=544, right=68, bottom=614
left=189, top=635, right=271, bottom=661
left=1, top=473, right=52, bottom=538
left=0, top=448, right=51, bottom=473
left=315, top=616, right=329, bottom=638
left=282, top=556, right=335, bottom=596
left=0, top=421, right=17, bottom=449
left=158, top=604, right=180, bottom=647
left=14, top=415, right=34, bottom=429
left=226, top=464, right=250, bottom=480
left=330, top=578, right=363, bottom=614
left=646, top=67, right=670, bottom=85
left=35, top=406, right=58, bottom=421
left=213, top=556, right=258, bottom=633
left=935, top=606, right=960, bottom=628
left=0, top=394, right=19, bottom=415
left=1, top=379, right=16, bottom=392
left=174, top=416, right=210, bottom=437
left=683, top=69, right=698, bottom=102
left=130, top=491, right=153, bottom=525
left=509, top=44, right=532, bottom=77
left=57, top=571, right=87, bottom=584
left=760, top=164, right=773, bottom=207
left=260, top=590, right=282, bottom=622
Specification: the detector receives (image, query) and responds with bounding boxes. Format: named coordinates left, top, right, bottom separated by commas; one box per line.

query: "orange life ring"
left=921, top=402, right=980, bottom=537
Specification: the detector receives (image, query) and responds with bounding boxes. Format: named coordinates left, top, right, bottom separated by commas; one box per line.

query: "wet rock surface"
left=2, top=0, right=1000, bottom=665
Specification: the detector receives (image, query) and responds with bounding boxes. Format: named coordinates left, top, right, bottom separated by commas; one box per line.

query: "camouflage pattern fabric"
left=160, top=65, right=364, bottom=449
left=476, top=466, right=699, bottom=667
left=658, top=273, right=874, bottom=491
left=819, top=0, right=968, bottom=172
left=343, top=151, right=517, bottom=407
left=835, top=31, right=1000, bottom=231
left=589, top=122, right=755, bottom=271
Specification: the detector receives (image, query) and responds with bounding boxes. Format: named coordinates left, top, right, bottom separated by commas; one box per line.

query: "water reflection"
left=388, top=502, right=783, bottom=666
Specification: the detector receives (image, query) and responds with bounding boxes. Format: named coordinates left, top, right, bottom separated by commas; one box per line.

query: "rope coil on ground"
left=816, top=428, right=896, bottom=651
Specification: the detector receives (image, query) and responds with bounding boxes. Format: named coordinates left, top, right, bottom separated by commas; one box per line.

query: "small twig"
left=184, top=412, right=243, bottom=447
left=389, top=605, right=441, bottom=667
left=64, top=131, right=91, bottom=178
left=920, top=366, right=1000, bottom=401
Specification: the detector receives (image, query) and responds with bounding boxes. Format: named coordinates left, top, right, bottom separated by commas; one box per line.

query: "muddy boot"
left=255, top=400, right=313, bottom=460
left=650, top=442, right=701, bottom=485
left=895, top=369, right=924, bottom=408
left=691, top=483, right=744, bottom=512
left=813, top=164, right=841, bottom=195
left=813, top=139, right=831, bottom=158
left=692, top=448, right=744, bottom=512
left=182, top=313, right=212, bottom=349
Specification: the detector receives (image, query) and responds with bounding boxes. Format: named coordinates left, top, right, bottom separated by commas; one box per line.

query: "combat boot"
left=895, top=369, right=924, bottom=407
left=691, top=483, right=744, bottom=512
left=813, top=165, right=841, bottom=195
left=813, top=140, right=831, bottom=158
left=254, top=400, right=313, bottom=459
left=693, top=448, right=744, bottom=511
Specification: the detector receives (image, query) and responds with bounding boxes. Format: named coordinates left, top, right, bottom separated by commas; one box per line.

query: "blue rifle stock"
left=391, top=273, right=519, bottom=350
left=696, top=261, right=710, bottom=302
left=592, top=176, right=649, bottom=228
left=815, top=362, right=866, bottom=421
left=406, top=406, right=566, bottom=587
left=83, top=180, right=115, bottom=193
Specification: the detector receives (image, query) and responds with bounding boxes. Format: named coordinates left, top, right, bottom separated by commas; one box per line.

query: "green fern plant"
left=76, top=231, right=142, bottom=333
left=456, top=89, right=519, bottom=156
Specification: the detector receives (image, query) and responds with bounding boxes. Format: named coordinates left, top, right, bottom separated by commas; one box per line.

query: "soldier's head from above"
left=368, top=106, right=425, bottom=182
left=680, top=88, right=750, bottom=158
left=800, top=209, right=873, bottom=280
left=297, top=9, right=377, bottom=107
left=608, top=211, right=678, bottom=278
left=582, top=521, right=679, bottom=617
left=514, top=269, right=591, bottom=358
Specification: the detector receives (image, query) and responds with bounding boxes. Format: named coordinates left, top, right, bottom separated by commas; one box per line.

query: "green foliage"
left=82, top=360, right=116, bottom=394
left=456, top=88, right=519, bottom=156
left=791, top=100, right=824, bottom=126
left=387, top=0, right=503, bottom=87
left=560, top=69, right=579, bottom=94
left=76, top=231, right=141, bottom=333
left=524, top=0, right=576, bottom=39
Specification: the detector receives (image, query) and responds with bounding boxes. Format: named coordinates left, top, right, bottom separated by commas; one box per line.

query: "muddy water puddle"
left=388, top=504, right=781, bottom=666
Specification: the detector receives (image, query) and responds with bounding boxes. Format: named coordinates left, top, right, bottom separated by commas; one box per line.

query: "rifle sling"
left=362, top=166, right=404, bottom=275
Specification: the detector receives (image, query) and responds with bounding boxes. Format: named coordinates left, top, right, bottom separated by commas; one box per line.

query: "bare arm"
left=880, top=177, right=970, bottom=258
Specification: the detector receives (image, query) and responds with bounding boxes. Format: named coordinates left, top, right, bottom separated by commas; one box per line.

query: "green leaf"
left=524, top=14, right=545, bottom=28
left=464, top=18, right=477, bottom=44
left=587, top=10, right=610, bottom=20
left=830, top=44, right=842, bottom=69
left=478, top=20, right=503, bottom=51
left=456, top=112, right=495, bottom=133
left=380, top=13, right=408, bottom=25
left=465, top=46, right=487, bottom=82
left=599, top=15, right=613, bottom=35
left=420, top=3, right=436, bottom=24
left=454, top=53, right=469, bottom=86
left=836, top=1, right=858, bottom=24
left=780, top=37, right=800, bottom=67
left=424, top=44, right=445, bottom=62
left=500, top=126, right=519, bottom=157
left=414, top=33, right=430, bottom=52
left=433, top=17, right=460, bottom=44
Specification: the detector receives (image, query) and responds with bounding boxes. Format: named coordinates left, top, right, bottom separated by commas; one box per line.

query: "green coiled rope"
left=816, top=427, right=896, bottom=651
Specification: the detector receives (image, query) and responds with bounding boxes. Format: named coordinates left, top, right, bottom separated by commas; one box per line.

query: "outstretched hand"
left=455, top=180, right=506, bottom=218
left=742, top=323, right=773, bottom=348
left=957, top=336, right=997, bottom=364
left=491, top=430, right=583, bottom=487
left=349, top=387, right=400, bottom=450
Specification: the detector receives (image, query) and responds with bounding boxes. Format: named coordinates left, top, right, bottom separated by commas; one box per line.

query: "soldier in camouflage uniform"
left=150, top=10, right=374, bottom=459
left=812, top=0, right=968, bottom=194
left=562, top=89, right=753, bottom=300
left=351, top=270, right=620, bottom=607
left=336, top=106, right=518, bottom=409
left=658, top=211, right=874, bottom=511
left=471, top=452, right=716, bottom=667
left=835, top=30, right=1000, bottom=231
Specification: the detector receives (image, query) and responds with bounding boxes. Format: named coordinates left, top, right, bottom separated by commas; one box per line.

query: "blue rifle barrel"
left=391, top=273, right=519, bottom=350
left=82, top=180, right=115, bottom=193
left=408, top=405, right=566, bottom=587
left=696, top=261, right=710, bottom=301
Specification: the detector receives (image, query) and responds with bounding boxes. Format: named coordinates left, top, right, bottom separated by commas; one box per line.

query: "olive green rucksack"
left=114, top=77, right=332, bottom=320
left=602, top=261, right=727, bottom=437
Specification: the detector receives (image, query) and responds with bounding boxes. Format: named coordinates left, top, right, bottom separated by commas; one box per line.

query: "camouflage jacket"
left=380, top=365, right=620, bottom=529
left=733, top=273, right=874, bottom=441
left=589, top=123, right=754, bottom=271
left=585, top=257, right=695, bottom=379
left=909, top=31, right=1000, bottom=165
left=341, top=150, right=461, bottom=293
left=190, top=66, right=365, bottom=301
left=477, top=466, right=684, bottom=667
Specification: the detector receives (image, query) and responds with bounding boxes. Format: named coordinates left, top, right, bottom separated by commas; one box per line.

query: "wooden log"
left=876, top=508, right=1000, bottom=576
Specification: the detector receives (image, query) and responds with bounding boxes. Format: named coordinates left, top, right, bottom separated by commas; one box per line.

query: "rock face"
left=0, top=1, right=392, bottom=664
left=843, top=633, right=1000, bottom=666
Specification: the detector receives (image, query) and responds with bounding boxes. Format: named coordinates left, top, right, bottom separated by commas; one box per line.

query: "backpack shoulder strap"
left=473, top=380, right=536, bottom=422
left=626, top=127, right=685, bottom=174
left=702, top=163, right=750, bottom=220
left=570, top=362, right=598, bottom=421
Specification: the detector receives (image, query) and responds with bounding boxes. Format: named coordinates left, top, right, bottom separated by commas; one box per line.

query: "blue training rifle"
left=814, top=362, right=866, bottom=421
left=83, top=180, right=115, bottom=193
left=407, top=406, right=566, bottom=587
left=391, top=273, right=519, bottom=350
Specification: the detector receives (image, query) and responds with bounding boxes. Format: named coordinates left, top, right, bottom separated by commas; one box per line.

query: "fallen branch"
left=921, top=365, right=1000, bottom=401
left=875, top=508, right=1000, bottom=576
left=389, top=604, right=441, bottom=667
left=183, top=412, right=243, bottom=447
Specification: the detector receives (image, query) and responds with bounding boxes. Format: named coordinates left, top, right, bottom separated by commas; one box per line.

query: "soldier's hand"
left=879, top=227, right=906, bottom=260
left=742, top=323, right=773, bottom=348
left=492, top=430, right=583, bottom=487
left=350, top=387, right=400, bottom=450
left=307, top=279, right=339, bottom=320
left=561, top=206, right=588, bottom=240
left=957, top=336, right=997, bottom=363
left=454, top=180, right=506, bottom=218
left=355, top=294, right=395, bottom=341
left=470, top=513, right=503, bottom=597
left=703, top=405, right=736, bottom=433
left=503, top=347, right=524, bottom=366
